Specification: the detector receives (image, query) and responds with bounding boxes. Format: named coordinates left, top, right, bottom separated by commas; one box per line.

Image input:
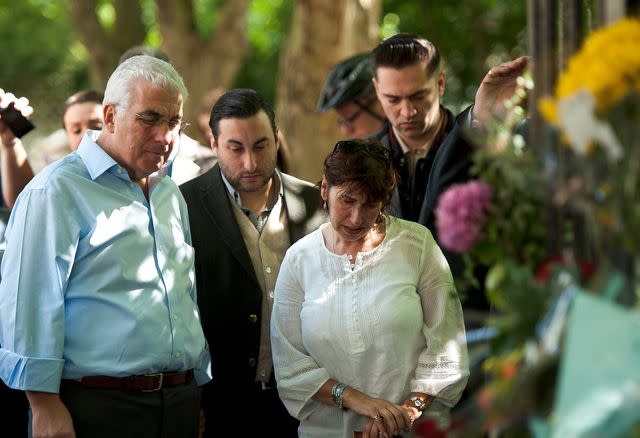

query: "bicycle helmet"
left=316, top=53, right=375, bottom=112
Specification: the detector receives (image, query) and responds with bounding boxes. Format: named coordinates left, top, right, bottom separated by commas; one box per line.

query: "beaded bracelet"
left=331, top=382, right=348, bottom=409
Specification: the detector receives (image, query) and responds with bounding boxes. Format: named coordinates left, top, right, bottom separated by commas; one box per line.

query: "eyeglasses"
left=332, top=140, right=391, bottom=164
left=134, top=112, right=190, bottom=132
left=336, top=100, right=382, bottom=128
left=337, top=107, right=366, bottom=128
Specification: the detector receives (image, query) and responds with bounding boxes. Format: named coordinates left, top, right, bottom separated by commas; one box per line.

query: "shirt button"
left=173, top=314, right=178, bottom=321
left=248, top=357, right=256, bottom=367
left=265, top=267, right=272, bottom=274
left=269, top=290, right=274, bottom=299
left=175, top=352, right=181, bottom=358
left=248, top=314, right=258, bottom=323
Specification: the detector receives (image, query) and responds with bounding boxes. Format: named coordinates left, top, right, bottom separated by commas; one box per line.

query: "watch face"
left=409, top=396, right=425, bottom=410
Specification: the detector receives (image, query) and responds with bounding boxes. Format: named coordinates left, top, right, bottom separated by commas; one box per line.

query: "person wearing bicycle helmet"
left=317, top=53, right=386, bottom=139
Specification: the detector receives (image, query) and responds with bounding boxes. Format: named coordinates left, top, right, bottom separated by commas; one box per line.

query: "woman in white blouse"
left=271, top=139, right=469, bottom=438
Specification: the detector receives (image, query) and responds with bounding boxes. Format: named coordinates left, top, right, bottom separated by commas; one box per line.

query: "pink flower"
left=435, top=180, right=492, bottom=253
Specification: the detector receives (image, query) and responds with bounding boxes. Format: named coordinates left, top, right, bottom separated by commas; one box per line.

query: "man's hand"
left=473, top=56, right=530, bottom=124
left=26, top=391, right=76, bottom=438
left=0, top=89, right=34, bottom=148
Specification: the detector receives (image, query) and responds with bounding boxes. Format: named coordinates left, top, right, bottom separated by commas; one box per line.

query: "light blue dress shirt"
left=0, top=132, right=211, bottom=393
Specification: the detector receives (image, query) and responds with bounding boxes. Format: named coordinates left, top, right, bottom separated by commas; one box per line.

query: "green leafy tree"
left=0, top=0, right=90, bottom=132
left=382, top=0, right=528, bottom=110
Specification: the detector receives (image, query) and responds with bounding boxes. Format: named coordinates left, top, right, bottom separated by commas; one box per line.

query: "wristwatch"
left=407, top=396, right=428, bottom=412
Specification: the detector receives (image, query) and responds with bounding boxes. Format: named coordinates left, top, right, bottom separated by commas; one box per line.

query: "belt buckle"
left=260, top=380, right=272, bottom=391
left=142, top=372, right=164, bottom=392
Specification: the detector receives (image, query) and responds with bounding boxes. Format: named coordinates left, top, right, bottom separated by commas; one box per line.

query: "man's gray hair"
left=103, top=55, right=188, bottom=112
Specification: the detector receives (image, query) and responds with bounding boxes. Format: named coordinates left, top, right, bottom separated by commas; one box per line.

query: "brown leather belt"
left=75, top=370, right=194, bottom=392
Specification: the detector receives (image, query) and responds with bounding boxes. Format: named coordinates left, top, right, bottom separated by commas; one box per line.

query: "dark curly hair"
left=322, top=139, right=397, bottom=217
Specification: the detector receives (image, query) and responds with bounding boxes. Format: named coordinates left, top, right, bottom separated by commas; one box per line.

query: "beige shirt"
left=228, top=173, right=290, bottom=385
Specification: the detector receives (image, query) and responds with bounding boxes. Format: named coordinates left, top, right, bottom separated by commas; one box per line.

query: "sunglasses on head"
left=332, top=140, right=391, bottom=163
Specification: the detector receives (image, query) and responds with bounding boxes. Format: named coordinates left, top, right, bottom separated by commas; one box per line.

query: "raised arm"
left=0, top=89, right=35, bottom=208
left=472, top=56, right=530, bottom=124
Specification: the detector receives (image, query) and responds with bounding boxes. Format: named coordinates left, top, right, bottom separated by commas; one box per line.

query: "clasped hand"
left=345, top=389, right=417, bottom=438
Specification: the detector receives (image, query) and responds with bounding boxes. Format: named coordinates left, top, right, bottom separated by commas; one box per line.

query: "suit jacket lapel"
left=200, top=165, right=259, bottom=284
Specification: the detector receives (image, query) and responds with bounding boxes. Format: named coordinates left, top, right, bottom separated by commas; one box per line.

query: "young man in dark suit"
left=180, top=88, right=324, bottom=437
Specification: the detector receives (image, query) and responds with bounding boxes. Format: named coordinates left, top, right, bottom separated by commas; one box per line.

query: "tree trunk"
left=70, top=0, right=250, bottom=144
left=156, top=0, right=251, bottom=143
left=70, top=0, right=146, bottom=89
left=275, top=0, right=381, bottom=182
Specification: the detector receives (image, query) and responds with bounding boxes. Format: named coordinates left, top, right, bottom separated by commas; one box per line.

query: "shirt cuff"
left=0, top=349, right=65, bottom=393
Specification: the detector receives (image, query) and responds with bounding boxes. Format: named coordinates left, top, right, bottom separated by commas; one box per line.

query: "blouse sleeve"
left=270, top=249, right=331, bottom=420
left=410, top=229, right=469, bottom=407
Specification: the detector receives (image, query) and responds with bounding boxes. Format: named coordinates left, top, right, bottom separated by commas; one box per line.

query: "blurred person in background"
left=317, top=53, right=387, bottom=140
left=0, top=89, right=35, bottom=209
left=26, top=91, right=104, bottom=172
left=62, top=90, right=104, bottom=151
left=0, top=87, right=34, bottom=438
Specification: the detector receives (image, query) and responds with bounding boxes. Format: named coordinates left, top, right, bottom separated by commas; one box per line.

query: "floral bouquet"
left=539, top=17, right=640, bottom=255
left=433, top=17, right=640, bottom=436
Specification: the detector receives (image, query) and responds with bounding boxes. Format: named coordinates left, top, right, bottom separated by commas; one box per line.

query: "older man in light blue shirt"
left=0, top=55, right=210, bottom=438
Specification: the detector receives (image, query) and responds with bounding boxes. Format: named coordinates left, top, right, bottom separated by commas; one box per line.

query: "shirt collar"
left=392, top=126, right=429, bottom=155
left=77, top=130, right=175, bottom=181
left=220, top=169, right=283, bottom=211
left=77, top=130, right=119, bottom=180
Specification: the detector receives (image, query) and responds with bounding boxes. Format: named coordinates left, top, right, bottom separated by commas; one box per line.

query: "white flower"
left=557, top=89, right=623, bottom=161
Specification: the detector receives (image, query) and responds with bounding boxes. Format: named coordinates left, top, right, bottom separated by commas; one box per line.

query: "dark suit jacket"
left=420, top=106, right=491, bottom=315
left=420, top=107, right=475, bottom=231
left=373, top=105, right=456, bottom=222
left=180, top=164, right=323, bottom=393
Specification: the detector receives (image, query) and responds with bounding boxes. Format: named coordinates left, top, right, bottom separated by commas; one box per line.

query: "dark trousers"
left=0, top=379, right=29, bottom=437
left=201, top=380, right=298, bottom=437
left=29, top=379, right=200, bottom=438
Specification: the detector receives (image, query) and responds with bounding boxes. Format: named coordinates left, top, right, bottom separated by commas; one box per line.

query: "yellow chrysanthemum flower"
left=540, top=18, right=640, bottom=124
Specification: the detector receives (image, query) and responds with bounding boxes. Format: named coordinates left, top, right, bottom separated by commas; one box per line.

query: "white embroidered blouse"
left=271, top=218, right=469, bottom=437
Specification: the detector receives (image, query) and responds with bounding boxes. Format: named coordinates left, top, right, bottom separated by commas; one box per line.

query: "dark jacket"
left=373, top=105, right=456, bottom=222
left=420, top=106, right=475, bottom=231
left=421, top=106, right=490, bottom=316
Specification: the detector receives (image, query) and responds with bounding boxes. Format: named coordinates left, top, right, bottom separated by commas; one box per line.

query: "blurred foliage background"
left=0, top=0, right=526, bottom=172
